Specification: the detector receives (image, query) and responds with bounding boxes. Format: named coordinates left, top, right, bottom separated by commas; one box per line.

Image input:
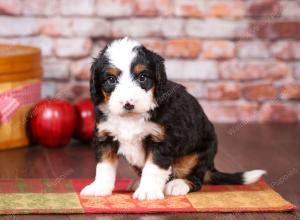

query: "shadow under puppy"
left=80, top=37, right=266, bottom=200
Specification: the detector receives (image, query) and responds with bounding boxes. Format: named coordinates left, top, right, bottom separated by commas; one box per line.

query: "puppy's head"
left=90, top=37, right=167, bottom=116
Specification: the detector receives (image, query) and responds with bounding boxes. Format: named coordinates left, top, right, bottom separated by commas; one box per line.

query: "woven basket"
left=0, top=44, right=42, bottom=150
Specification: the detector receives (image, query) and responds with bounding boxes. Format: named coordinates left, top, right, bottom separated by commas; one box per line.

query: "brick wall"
left=1, top=0, right=300, bottom=123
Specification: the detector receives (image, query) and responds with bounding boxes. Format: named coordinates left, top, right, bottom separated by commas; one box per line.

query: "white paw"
left=133, top=185, right=164, bottom=200
left=80, top=181, right=113, bottom=196
left=164, top=179, right=190, bottom=196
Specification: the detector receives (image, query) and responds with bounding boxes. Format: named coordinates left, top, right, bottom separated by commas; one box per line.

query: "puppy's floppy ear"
left=90, top=48, right=108, bottom=105
left=90, top=59, right=103, bottom=105
left=149, top=51, right=167, bottom=104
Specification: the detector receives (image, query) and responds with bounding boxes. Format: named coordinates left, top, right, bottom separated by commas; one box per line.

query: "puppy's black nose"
left=124, top=102, right=134, bottom=111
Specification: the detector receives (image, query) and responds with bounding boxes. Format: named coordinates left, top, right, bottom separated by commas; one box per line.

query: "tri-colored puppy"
left=80, top=37, right=266, bottom=200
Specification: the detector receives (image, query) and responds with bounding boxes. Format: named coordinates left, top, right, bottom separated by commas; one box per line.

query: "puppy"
left=80, top=37, right=266, bottom=200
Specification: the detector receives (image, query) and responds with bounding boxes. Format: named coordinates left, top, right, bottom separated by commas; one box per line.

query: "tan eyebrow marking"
left=133, top=64, right=146, bottom=75
left=106, top=67, right=121, bottom=76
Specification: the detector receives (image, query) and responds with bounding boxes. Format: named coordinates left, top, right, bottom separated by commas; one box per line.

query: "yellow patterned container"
left=0, top=44, right=42, bottom=150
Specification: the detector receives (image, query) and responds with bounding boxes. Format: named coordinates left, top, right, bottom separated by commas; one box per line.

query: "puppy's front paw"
left=80, top=181, right=113, bottom=196
left=133, top=185, right=164, bottom=200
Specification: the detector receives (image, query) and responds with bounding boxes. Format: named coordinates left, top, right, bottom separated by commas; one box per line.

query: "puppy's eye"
left=106, top=76, right=117, bottom=85
left=137, top=73, right=147, bottom=83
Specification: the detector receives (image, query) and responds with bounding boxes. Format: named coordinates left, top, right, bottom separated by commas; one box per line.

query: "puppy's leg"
left=80, top=138, right=119, bottom=196
left=133, top=155, right=171, bottom=200
left=80, top=161, right=118, bottom=196
left=187, top=139, right=218, bottom=192
left=169, top=153, right=200, bottom=195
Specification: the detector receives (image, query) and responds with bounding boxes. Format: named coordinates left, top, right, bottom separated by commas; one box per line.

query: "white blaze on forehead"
left=105, top=37, right=141, bottom=71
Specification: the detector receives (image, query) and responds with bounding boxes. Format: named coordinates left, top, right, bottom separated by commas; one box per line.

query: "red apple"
left=74, top=98, right=95, bottom=143
left=30, top=99, right=76, bottom=148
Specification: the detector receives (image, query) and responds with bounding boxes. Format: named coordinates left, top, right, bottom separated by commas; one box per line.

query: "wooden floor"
left=0, top=123, right=299, bottom=220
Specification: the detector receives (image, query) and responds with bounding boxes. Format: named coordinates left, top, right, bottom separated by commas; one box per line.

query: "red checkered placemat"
left=0, top=179, right=295, bottom=214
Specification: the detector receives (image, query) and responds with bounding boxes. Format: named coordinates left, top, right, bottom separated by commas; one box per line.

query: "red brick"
left=0, top=0, right=21, bottom=15
left=140, top=38, right=164, bottom=55
left=247, top=0, right=281, bottom=17
left=243, top=84, right=277, bottom=101
left=204, top=83, right=241, bottom=100
left=250, top=21, right=300, bottom=39
left=23, top=0, right=59, bottom=15
left=208, top=0, right=246, bottom=18
left=280, top=84, right=300, bottom=100
left=259, top=103, right=298, bottom=123
left=61, top=0, right=95, bottom=16
left=271, top=21, right=300, bottom=39
left=173, top=0, right=204, bottom=17
left=220, top=60, right=290, bottom=81
left=271, top=41, right=300, bottom=60
left=54, top=38, right=92, bottom=58
left=70, top=58, right=91, bottom=81
left=134, top=0, right=173, bottom=16
left=248, top=21, right=269, bottom=38
left=201, top=102, right=259, bottom=123
left=201, top=40, right=235, bottom=59
left=165, top=38, right=201, bottom=58
left=237, top=40, right=269, bottom=58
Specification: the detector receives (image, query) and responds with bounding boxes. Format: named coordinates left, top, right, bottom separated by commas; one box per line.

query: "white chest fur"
left=97, top=114, right=162, bottom=168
